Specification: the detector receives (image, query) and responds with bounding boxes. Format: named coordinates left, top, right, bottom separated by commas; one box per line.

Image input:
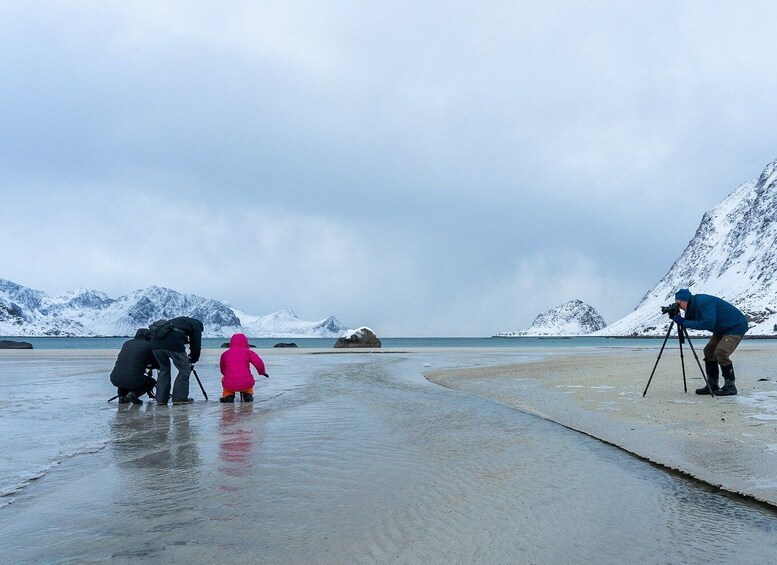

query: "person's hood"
left=229, top=333, right=250, bottom=349
left=134, top=328, right=152, bottom=341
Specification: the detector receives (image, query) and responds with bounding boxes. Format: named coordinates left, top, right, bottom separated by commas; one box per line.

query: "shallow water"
left=1, top=350, right=777, bottom=563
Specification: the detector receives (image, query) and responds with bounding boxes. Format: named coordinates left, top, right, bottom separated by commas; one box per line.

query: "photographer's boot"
left=718, top=363, right=738, bottom=396
left=696, top=360, right=720, bottom=395
left=126, top=391, right=143, bottom=405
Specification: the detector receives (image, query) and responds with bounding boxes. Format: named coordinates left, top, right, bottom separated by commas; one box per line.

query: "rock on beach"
left=334, top=327, right=381, bottom=348
left=0, top=340, right=33, bottom=349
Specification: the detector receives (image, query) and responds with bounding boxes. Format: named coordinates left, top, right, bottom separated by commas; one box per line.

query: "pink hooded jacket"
left=220, top=333, right=266, bottom=392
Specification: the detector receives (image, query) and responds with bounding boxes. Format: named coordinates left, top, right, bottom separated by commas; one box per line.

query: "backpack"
left=149, top=319, right=174, bottom=339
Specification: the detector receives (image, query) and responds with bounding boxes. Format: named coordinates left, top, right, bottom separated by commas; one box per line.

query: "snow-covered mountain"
left=600, top=158, right=777, bottom=336
left=0, top=279, right=348, bottom=338
left=496, top=299, right=607, bottom=336
left=232, top=307, right=348, bottom=338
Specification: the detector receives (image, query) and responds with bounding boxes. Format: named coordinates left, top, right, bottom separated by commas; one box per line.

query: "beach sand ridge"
left=426, top=345, right=777, bottom=507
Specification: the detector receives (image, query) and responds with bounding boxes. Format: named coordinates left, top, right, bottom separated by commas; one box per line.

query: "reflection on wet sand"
left=218, top=403, right=262, bottom=480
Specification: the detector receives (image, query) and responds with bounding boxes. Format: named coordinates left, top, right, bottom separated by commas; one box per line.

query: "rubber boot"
left=126, top=391, right=143, bottom=405
left=696, top=360, right=720, bottom=395
left=219, top=395, right=235, bottom=403
left=718, top=363, right=738, bottom=396
left=240, top=392, right=254, bottom=402
left=172, top=398, right=194, bottom=405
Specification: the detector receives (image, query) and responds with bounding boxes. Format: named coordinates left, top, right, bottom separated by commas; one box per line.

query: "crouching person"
left=110, top=329, right=159, bottom=405
left=219, top=333, right=268, bottom=403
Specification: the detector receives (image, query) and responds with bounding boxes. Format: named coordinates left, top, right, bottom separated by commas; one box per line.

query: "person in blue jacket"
left=673, top=288, right=749, bottom=396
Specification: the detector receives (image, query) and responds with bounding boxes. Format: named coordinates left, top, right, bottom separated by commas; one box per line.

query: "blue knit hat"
left=674, top=288, right=692, bottom=302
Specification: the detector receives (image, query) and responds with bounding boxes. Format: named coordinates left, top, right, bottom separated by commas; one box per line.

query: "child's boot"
left=240, top=392, right=253, bottom=402
left=219, top=395, right=235, bottom=403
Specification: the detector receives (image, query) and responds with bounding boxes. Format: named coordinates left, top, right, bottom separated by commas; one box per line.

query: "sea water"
left=1, top=335, right=666, bottom=349
left=1, top=348, right=776, bottom=563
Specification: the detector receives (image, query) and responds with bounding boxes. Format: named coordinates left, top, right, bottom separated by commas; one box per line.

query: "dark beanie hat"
left=134, top=328, right=153, bottom=341
left=675, top=288, right=692, bottom=302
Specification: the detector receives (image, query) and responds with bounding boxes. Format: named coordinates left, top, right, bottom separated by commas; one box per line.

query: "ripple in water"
left=1, top=353, right=777, bottom=563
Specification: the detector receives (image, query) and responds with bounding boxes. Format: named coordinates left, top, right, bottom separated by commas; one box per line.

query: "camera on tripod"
left=661, top=303, right=680, bottom=317
left=643, top=300, right=714, bottom=397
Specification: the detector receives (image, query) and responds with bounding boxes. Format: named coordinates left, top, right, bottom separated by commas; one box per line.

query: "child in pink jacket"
left=219, top=333, right=268, bottom=403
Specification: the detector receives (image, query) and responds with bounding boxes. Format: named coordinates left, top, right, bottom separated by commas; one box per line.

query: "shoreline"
left=0, top=347, right=495, bottom=358
left=425, top=344, right=777, bottom=508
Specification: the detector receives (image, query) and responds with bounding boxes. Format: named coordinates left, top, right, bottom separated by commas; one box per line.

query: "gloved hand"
left=673, top=314, right=685, bottom=327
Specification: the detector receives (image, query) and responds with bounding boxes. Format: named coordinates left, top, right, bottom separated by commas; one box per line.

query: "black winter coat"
left=110, top=330, right=158, bottom=389
left=150, top=316, right=204, bottom=363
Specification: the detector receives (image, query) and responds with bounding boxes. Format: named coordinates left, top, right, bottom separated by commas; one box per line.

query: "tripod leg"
left=191, top=367, right=209, bottom=400
left=678, top=332, right=687, bottom=393
left=643, top=322, right=675, bottom=397
left=682, top=327, right=715, bottom=398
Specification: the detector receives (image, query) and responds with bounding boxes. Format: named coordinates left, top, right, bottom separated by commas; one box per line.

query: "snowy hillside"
left=496, top=300, right=607, bottom=336
left=0, top=279, right=349, bottom=338
left=600, top=159, right=777, bottom=336
left=232, top=307, right=348, bottom=338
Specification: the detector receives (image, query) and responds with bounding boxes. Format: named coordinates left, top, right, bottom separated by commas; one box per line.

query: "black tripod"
left=191, top=365, right=208, bottom=400
left=643, top=320, right=714, bottom=397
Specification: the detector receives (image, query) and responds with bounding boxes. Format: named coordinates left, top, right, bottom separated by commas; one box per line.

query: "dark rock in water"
left=221, top=342, right=256, bottom=348
left=334, top=327, right=381, bottom=348
left=273, top=342, right=298, bottom=348
left=0, top=340, right=33, bottom=349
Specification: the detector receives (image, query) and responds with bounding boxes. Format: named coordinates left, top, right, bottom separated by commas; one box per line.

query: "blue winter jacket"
left=683, top=294, right=749, bottom=336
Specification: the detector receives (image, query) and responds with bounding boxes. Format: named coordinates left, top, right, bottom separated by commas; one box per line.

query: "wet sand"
left=3, top=346, right=777, bottom=562
left=426, top=342, right=777, bottom=507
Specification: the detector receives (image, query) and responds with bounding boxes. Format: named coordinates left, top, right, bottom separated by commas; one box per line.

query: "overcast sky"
left=1, top=1, right=776, bottom=336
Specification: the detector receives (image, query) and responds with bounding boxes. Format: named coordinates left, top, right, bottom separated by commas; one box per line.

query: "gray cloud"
left=2, top=1, right=777, bottom=335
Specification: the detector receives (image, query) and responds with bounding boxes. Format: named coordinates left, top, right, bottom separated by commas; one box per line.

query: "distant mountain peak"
left=0, top=279, right=350, bottom=338
left=279, top=307, right=299, bottom=318
left=497, top=299, right=606, bottom=337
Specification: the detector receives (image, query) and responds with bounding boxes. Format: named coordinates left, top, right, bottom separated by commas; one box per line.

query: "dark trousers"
left=703, top=333, right=744, bottom=367
left=153, top=349, right=192, bottom=403
left=116, top=375, right=156, bottom=398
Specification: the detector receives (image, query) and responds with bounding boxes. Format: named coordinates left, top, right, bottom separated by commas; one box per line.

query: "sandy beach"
left=426, top=341, right=777, bottom=507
